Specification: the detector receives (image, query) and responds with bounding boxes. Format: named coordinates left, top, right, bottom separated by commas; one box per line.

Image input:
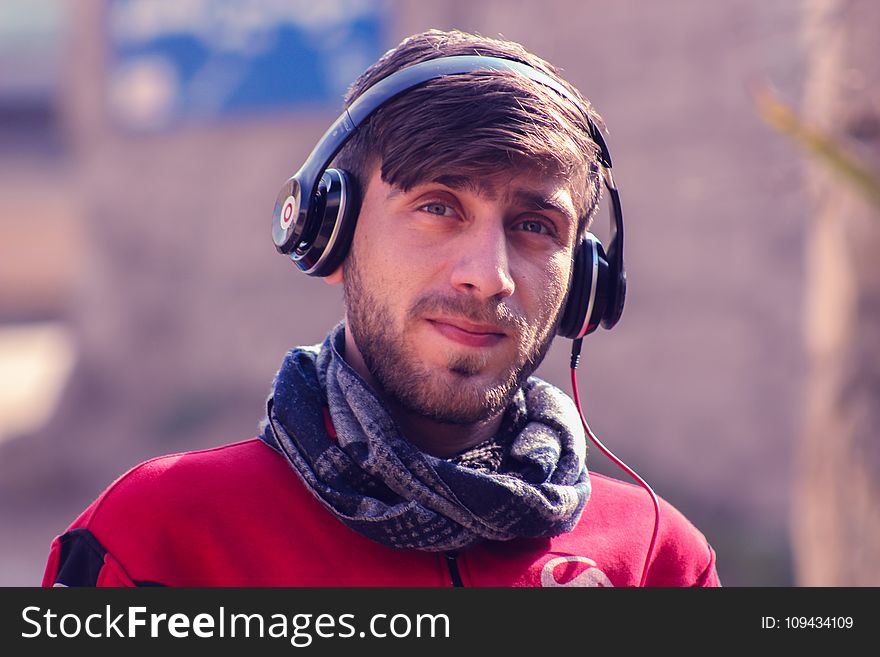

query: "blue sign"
left=106, top=0, right=389, bottom=131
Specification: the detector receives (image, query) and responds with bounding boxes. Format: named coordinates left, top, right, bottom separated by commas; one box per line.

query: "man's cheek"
left=543, top=265, right=570, bottom=314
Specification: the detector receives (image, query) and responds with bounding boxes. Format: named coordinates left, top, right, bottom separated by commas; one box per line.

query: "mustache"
left=408, top=294, right=527, bottom=333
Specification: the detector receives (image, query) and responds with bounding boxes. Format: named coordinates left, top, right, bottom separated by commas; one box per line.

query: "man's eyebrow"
left=386, top=175, right=483, bottom=200
left=387, top=178, right=577, bottom=225
left=433, top=174, right=480, bottom=193
left=510, top=189, right=577, bottom=225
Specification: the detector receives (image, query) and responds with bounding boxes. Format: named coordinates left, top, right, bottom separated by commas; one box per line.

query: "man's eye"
left=518, top=219, right=551, bottom=235
left=421, top=202, right=452, bottom=216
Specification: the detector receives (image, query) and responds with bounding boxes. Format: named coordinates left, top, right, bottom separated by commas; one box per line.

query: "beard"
left=342, top=247, right=561, bottom=425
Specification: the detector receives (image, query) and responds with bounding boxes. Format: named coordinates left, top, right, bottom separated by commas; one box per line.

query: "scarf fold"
left=259, top=323, right=590, bottom=552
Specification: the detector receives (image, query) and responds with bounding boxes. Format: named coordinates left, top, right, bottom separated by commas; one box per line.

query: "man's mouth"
left=425, top=317, right=507, bottom=348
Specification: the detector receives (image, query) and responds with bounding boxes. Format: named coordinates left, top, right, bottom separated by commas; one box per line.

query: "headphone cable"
left=569, top=338, right=661, bottom=588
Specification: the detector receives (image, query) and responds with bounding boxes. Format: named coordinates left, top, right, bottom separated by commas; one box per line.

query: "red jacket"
left=43, top=438, right=720, bottom=587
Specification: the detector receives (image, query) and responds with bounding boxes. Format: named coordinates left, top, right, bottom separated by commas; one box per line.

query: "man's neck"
left=383, top=398, right=503, bottom=459
left=341, top=327, right=503, bottom=459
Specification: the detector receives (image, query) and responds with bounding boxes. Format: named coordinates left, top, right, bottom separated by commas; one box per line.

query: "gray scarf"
left=259, top=323, right=590, bottom=552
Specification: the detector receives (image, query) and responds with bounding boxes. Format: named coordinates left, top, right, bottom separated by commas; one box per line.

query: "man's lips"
left=426, top=317, right=507, bottom=348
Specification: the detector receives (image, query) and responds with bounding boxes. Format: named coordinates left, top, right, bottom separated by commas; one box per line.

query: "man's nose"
left=449, top=221, right=516, bottom=300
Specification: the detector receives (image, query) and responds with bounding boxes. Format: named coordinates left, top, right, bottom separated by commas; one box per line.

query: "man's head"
left=328, top=30, right=606, bottom=426
left=334, top=29, right=605, bottom=237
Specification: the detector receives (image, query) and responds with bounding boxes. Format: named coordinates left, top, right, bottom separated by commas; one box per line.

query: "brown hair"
left=332, top=29, right=606, bottom=234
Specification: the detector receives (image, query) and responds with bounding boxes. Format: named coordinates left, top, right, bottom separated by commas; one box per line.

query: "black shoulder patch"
left=54, top=528, right=107, bottom=587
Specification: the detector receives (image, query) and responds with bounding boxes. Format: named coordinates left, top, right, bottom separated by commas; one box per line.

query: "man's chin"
left=394, top=374, right=518, bottom=426
left=440, top=345, right=518, bottom=378
left=433, top=359, right=510, bottom=389
left=401, top=398, right=501, bottom=426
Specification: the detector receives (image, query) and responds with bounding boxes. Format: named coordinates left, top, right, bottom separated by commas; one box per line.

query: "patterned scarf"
left=259, top=323, right=591, bottom=552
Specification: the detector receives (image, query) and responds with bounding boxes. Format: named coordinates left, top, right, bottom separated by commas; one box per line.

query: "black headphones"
left=272, top=55, right=625, bottom=339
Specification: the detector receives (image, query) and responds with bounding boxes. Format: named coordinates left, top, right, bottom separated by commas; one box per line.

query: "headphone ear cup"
left=558, top=238, right=591, bottom=339
left=558, top=234, right=610, bottom=339
left=272, top=175, right=303, bottom=253
left=289, top=168, right=359, bottom=277
left=602, top=265, right=626, bottom=330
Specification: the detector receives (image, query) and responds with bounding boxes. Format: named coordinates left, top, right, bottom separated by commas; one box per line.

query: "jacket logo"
left=540, top=556, right=613, bottom=587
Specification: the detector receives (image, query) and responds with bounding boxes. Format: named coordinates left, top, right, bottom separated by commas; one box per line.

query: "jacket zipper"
left=445, top=552, right=464, bottom=587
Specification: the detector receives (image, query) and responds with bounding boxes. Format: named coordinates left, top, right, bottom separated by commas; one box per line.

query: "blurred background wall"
left=0, top=0, right=824, bottom=585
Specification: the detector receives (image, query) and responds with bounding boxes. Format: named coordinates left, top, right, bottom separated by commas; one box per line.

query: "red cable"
left=570, top=367, right=661, bottom=588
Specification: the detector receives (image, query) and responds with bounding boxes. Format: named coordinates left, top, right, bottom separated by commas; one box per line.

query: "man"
left=44, top=29, right=719, bottom=587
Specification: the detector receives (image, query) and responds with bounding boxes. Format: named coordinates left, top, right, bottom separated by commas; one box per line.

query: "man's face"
left=341, top=167, right=578, bottom=425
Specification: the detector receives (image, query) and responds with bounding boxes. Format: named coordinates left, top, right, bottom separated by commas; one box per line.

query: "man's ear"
left=323, top=264, right=344, bottom=285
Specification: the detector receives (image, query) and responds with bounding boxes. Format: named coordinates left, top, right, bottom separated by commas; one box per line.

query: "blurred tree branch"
left=754, top=83, right=880, bottom=211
